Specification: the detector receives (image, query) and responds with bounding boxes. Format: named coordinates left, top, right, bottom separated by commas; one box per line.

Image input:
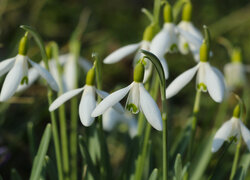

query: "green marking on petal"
left=183, top=43, right=189, bottom=51
left=126, top=103, right=138, bottom=114
left=197, top=83, right=207, bottom=91
left=21, top=76, right=29, bottom=85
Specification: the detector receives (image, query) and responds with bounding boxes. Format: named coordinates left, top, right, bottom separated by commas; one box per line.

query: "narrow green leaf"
left=30, top=124, right=51, bottom=180
left=11, top=169, right=22, bottom=180
left=140, top=49, right=166, bottom=94
left=79, top=135, right=99, bottom=180
left=148, top=168, right=158, bottom=180
left=141, top=8, right=154, bottom=23
left=174, top=154, right=182, bottom=180
left=20, top=25, right=48, bottom=67
left=233, top=153, right=250, bottom=180
left=27, top=122, right=36, bottom=161
left=153, top=0, right=161, bottom=25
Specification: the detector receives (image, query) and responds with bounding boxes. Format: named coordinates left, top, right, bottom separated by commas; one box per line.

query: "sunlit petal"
left=205, top=64, right=225, bottom=103
left=166, top=64, right=199, bottom=98
left=139, top=83, right=163, bottom=131
left=104, top=43, right=141, bottom=64
left=28, top=59, right=59, bottom=92
left=49, top=87, right=84, bottom=111
left=102, top=108, right=122, bottom=131
left=79, top=85, right=96, bottom=126
left=150, top=28, right=169, bottom=57
left=0, top=57, right=16, bottom=76
left=64, top=55, right=77, bottom=91
left=0, top=56, right=26, bottom=101
left=212, top=119, right=233, bottom=152
left=92, top=83, right=133, bottom=117
left=239, top=120, right=250, bottom=151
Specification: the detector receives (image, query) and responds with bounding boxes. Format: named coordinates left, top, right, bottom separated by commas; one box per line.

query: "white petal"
left=49, top=87, right=84, bottom=111
left=78, top=57, right=92, bottom=72
left=102, top=108, right=123, bottom=131
left=0, top=57, right=16, bottom=76
left=104, top=43, right=141, bottom=64
left=91, top=83, right=133, bottom=117
left=96, top=89, right=124, bottom=113
left=205, top=64, right=225, bottom=103
left=79, top=86, right=96, bottom=126
left=58, top=54, right=70, bottom=65
left=150, top=28, right=169, bottom=57
left=166, top=64, right=199, bottom=99
left=63, top=55, right=77, bottom=91
left=139, top=83, right=163, bottom=131
left=16, top=67, right=40, bottom=92
left=126, top=83, right=140, bottom=114
left=239, top=121, right=250, bottom=151
left=212, top=119, right=233, bottom=152
left=127, top=117, right=138, bottom=138
left=28, top=59, right=59, bottom=92
left=0, top=56, right=26, bottom=101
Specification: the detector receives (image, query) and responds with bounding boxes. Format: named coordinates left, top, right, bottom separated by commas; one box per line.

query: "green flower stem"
left=20, top=25, right=64, bottom=180
left=70, top=41, right=80, bottom=180
left=93, top=53, right=111, bottom=179
left=230, top=138, right=241, bottom=180
left=188, top=90, right=201, bottom=161
left=135, top=73, right=159, bottom=180
left=51, top=42, right=70, bottom=180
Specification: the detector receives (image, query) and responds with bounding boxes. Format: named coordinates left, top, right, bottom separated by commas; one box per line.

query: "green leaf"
left=27, top=122, right=36, bottom=161
left=11, top=169, right=22, bottom=180
left=148, top=168, right=158, bottom=180
left=141, top=8, right=154, bottom=23
left=233, top=153, right=250, bottom=180
left=174, top=154, right=182, bottom=180
left=140, top=49, right=166, bottom=97
left=30, top=124, right=52, bottom=180
left=20, top=25, right=48, bottom=68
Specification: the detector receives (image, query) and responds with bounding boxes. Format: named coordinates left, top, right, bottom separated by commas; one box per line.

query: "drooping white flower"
left=49, top=68, right=123, bottom=127
left=165, top=42, right=226, bottom=103
left=92, top=63, right=163, bottom=131
left=212, top=105, right=250, bottom=152
left=103, top=25, right=169, bottom=81
left=16, top=53, right=92, bottom=93
left=0, top=35, right=59, bottom=101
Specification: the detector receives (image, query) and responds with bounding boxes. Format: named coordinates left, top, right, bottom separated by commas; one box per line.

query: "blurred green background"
left=0, top=0, right=250, bottom=179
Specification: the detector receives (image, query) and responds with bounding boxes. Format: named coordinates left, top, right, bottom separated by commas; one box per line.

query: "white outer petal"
left=166, top=64, right=199, bottom=99
left=104, top=42, right=141, bottom=64
left=102, top=108, right=123, bottom=131
left=205, top=64, right=225, bottom=103
left=64, top=54, right=77, bottom=91
left=49, top=87, right=84, bottom=111
left=239, top=120, right=250, bottom=151
left=78, top=57, right=92, bottom=72
left=150, top=28, right=169, bottom=57
left=0, top=57, right=16, bottom=76
left=16, top=67, right=40, bottom=92
left=58, top=54, right=70, bottom=65
left=28, top=59, right=59, bottom=92
left=79, top=85, right=96, bottom=126
left=0, top=55, right=26, bottom=101
left=91, top=83, right=133, bottom=117
left=139, top=83, right=163, bottom=131
left=212, top=119, right=233, bottom=152
left=96, top=89, right=124, bottom=113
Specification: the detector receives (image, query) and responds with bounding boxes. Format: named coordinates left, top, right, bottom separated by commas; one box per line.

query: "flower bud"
left=199, top=41, right=209, bottom=62
left=86, top=67, right=95, bottom=85
left=143, top=25, right=155, bottom=41
left=163, top=3, right=173, bottom=23
left=133, top=62, right=145, bottom=83
left=231, top=48, right=242, bottom=63
left=182, top=2, right=192, bottom=21
left=233, top=104, right=240, bottom=118
left=18, top=34, right=29, bottom=56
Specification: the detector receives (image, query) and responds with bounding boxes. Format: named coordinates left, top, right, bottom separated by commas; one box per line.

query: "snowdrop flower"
left=212, top=104, right=250, bottom=152
left=150, top=3, right=178, bottom=57
left=92, top=61, right=163, bottom=131
left=17, top=52, right=92, bottom=93
left=0, top=34, right=59, bottom=101
left=176, top=2, right=203, bottom=62
left=49, top=66, right=123, bottom=126
left=224, top=48, right=247, bottom=90
left=103, top=109, right=138, bottom=138
left=166, top=41, right=226, bottom=103
left=103, top=25, right=169, bottom=81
